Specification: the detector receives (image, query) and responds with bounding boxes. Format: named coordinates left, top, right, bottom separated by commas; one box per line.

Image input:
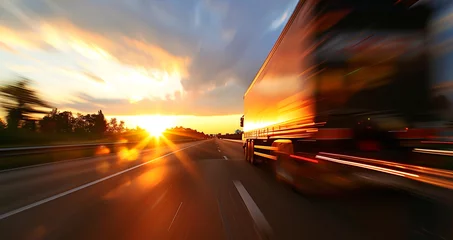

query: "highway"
left=0, top=139, right=451, bottom=240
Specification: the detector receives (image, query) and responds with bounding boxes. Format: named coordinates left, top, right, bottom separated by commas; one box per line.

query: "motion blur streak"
left=290, top=154, right=319, bottom=163
left=319, top=152, right=453, bottom=178
left=315, top=155, right=420, bottom=178
left=317, top=155, right=453, bottom=190
left=413, top=148, right=453, bottom=156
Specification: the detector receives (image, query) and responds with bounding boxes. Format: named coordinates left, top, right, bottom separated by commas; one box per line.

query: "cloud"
left=0, top=0, right=297, bottom=116
left=0, top=41, right=16, bottom=53
left=82, top=71, right=105, bottom=84
left=63, top=80, right=245, bottom=116
left=270, top=11, right=290, bottom=30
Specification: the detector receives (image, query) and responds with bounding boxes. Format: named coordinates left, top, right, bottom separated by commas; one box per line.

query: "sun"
left=139, top=115, right=176, bottom=137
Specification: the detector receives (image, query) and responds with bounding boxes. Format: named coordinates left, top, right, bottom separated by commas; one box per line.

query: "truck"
left=240, top=0, right=450, bottom=195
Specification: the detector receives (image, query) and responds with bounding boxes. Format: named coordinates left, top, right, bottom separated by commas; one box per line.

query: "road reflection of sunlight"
left=140, top=137, right=166, bottom=161
left=96, top=134, right=204, bottom=203
left=101, top=167, right=166, bottom=201
left=100, top=136, right=168, bottom=200
left=95, top=145, right=111, bottom=155
left=137, top=166, right=166, bottom=190
left=117, top=147, right=140, bottom=162
left=96, top=161, right=111, bottom=173
left=157, top=137, right=202, bottom=183
left=103, top=180, right=132, bottom=200
left=116, top=136, right=152, bottom=164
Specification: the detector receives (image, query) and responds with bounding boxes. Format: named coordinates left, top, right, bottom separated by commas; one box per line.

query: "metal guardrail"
left=0, top=139, right=198, bottom=157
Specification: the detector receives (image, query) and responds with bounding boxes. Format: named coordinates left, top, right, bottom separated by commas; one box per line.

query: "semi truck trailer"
left=240, top=0, right=448, bottom=194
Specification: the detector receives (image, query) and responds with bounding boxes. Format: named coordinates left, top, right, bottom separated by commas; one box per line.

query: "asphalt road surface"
left=0, top=139, right=451, bottom=240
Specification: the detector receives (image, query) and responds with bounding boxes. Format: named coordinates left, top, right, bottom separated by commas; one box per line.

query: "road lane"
left=216, top=139, right=244, bottom=161
left=0, top=138, right=451, bottom=239
left=0, top=141, right=201, bottom=215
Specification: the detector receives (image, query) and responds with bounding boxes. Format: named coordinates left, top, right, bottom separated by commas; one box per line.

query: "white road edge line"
left=223, top=156, right=228, bottom=160
left=0, top=141, right=205, bottom=221
left=233, top=180, right=272, bottom=238
left=168, top=202, right=183, bottom=231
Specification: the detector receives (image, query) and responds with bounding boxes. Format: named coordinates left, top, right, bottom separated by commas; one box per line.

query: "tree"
left=108, top=118, right=118, bottom=133
left=59, top=111, right=74, bottom=133
left=93, top=110, right=107, bottom=135
left=40, top=109, right=74, bottom=133
left=73, top=113, right=86, bottom=134
left=6, top=108, right=22, bottom=130
left=0, top=78, right=51, bottom=130
left=107, top=118, right=125, bottom=134
left=118, top=120, right=125, bottom=133
left=23, top=120, right=37, bottom=132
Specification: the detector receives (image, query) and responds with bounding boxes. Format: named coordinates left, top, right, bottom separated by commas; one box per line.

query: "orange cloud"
left=82, top=71, right=105, bottom=83
left=0, top=19, right=191, bottom=105
left=122, top=37, right=191, bottom=78
left=0, top=20, right=191, bottom=78
left=0, top=41, right=16, bottom=53
left=0, top=25, right=46, bottom=50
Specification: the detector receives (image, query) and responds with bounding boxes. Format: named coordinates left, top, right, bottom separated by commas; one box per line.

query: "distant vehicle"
left=241, top=0, right=445, bottom=195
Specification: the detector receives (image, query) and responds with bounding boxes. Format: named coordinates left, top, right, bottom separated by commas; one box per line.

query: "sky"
left=0, top=0, right=298, bottom=134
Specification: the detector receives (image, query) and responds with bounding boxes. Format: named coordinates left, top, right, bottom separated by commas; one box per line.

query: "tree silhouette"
left=118, top=120, right=125, bottom=133
left=108, top=118, right=118, bottom=133
left=0, top=78, right=207, bottom=144
left=107, top=118, right=126, bottom=134
left=0, top=78, right=52, bottom=130
left=73, top=113, right=86, bottom=134
left=107, top=118, right=125, bottom=134
left=40, top=109, right=74, bottom=133
left=93, top=110, right=107, bottom=135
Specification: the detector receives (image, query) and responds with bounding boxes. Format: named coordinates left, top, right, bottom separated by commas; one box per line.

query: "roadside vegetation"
left=0, top=77, right=208, bottom=170
left=0, top=77, right=207, bottom=147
